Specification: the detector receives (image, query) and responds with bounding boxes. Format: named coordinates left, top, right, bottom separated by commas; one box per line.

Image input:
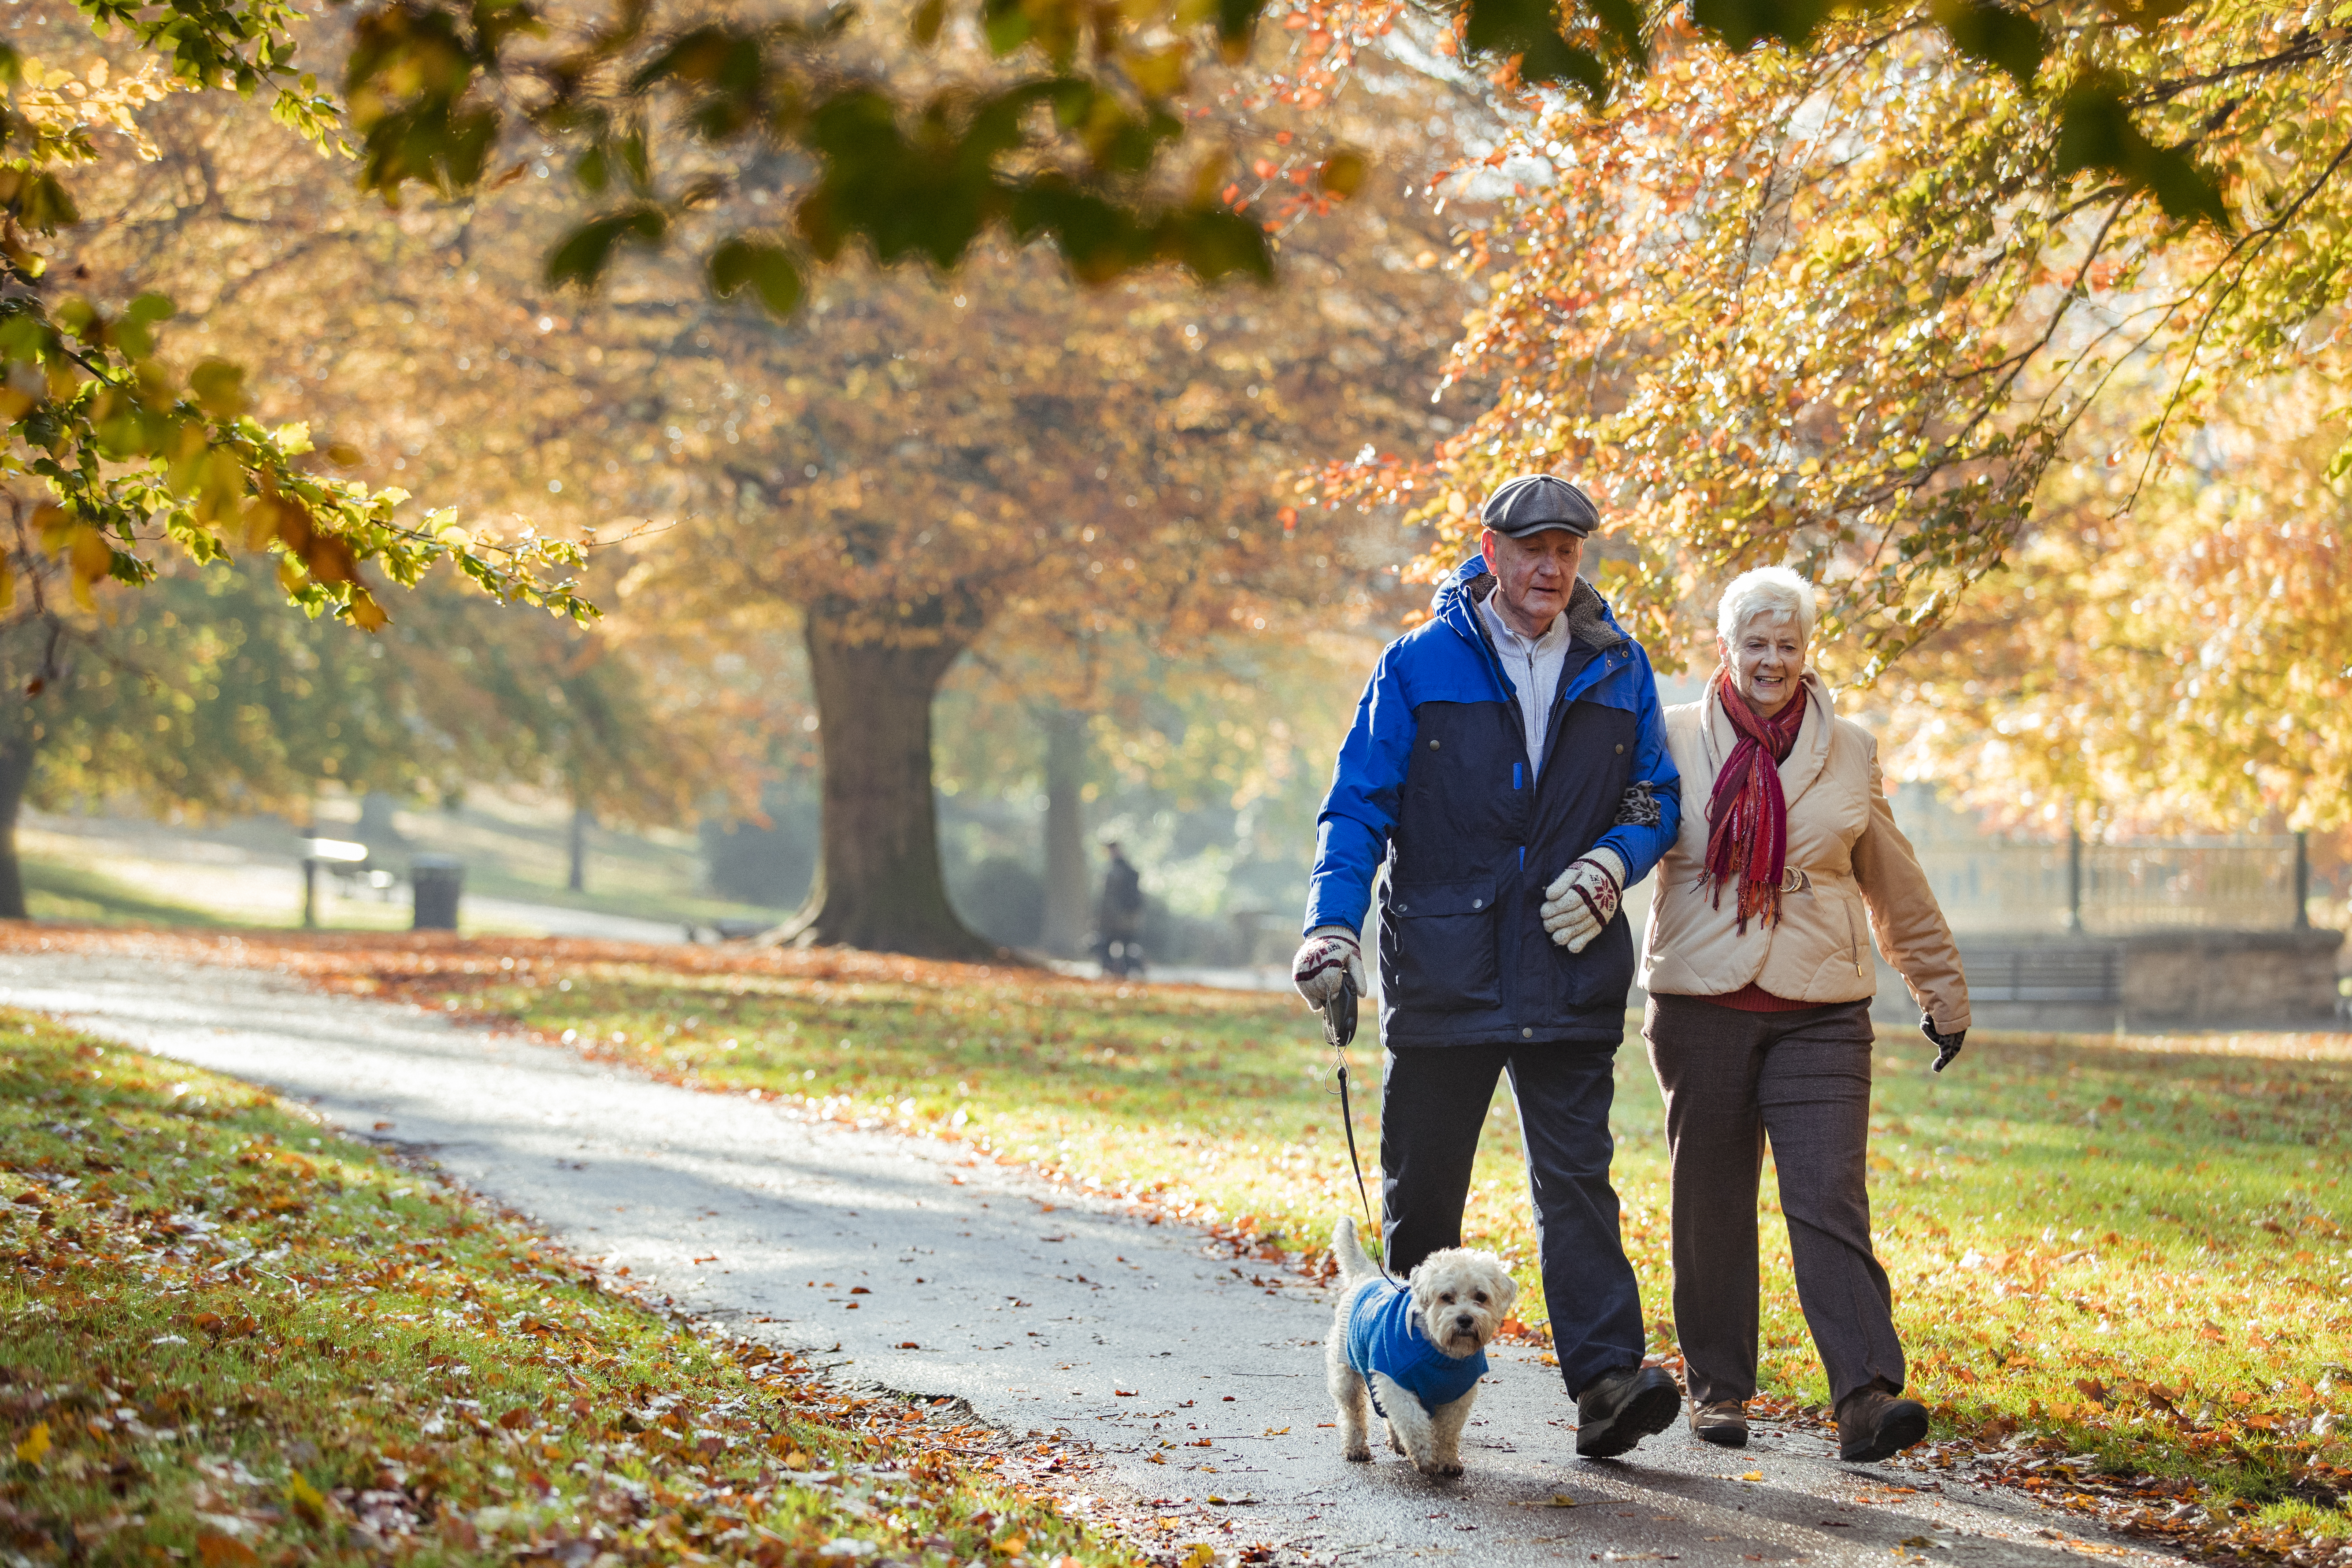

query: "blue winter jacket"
left=1304, top=555, right=1681, bottom=1046
left=1345, top=1278, right=1488, bottom=1415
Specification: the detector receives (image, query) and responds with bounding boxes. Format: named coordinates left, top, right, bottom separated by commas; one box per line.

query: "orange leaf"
left=196, top=1532, right=259, bottom=1568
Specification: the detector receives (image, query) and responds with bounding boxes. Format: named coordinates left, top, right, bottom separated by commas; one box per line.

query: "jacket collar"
left=1703, top=669, right=1833, bottom=807
left=1432, top=553, right=1628, bottom=656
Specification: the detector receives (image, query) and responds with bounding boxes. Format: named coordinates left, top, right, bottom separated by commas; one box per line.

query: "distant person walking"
left=1639, top=566, right=1970, bottom=1461
left=1294, top=473, right=1690, bottom=1460
left=1096, top=841, right=1146, bottom=978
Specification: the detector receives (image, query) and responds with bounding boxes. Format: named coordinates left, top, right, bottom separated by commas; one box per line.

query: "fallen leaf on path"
left=14, top=1423, right=49, bottom=1465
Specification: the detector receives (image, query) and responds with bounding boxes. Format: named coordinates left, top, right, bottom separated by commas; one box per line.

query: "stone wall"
left=1867, top=927, right=2346, bottom=1032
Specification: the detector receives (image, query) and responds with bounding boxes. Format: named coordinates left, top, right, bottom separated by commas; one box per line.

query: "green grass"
left=0, top=1011, right=1139, bottom=1567
left=382, top=949, right=2352, bottom=1538
left=21, top=860, right=253, bottom=929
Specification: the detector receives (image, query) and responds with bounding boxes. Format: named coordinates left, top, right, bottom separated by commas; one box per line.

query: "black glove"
left=1922, top=1013, right=1964, bottom=1073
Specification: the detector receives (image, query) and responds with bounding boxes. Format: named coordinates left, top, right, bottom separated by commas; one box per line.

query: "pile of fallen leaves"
left=0, top=926, right=1071, bottom=1000
left=0, top=1008, right=1144, bottom=1567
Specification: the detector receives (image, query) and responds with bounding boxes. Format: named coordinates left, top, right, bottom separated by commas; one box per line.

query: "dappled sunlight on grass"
left=5, top=926, right=2347, bottom=1543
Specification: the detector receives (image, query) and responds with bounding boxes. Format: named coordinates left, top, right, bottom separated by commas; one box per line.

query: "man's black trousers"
left=1378, top=1042, right=1646, bottom=1398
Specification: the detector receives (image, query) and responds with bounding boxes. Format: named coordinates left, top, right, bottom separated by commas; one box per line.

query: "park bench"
left=1957, top=943, right=2122, bottom=1004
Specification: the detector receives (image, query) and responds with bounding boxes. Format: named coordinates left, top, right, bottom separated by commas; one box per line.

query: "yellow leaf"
left=1121, top=43, right=1189, bottom=99
left=1741, top=1470, right=1763, bottom=1481
left=285, top=1470, right=327, bottom=1523
left=1548, top=1494, right=1577, bottom=1507
left=1180, top=1545, right=1217, bottom=1568
left=15, top=1422, right=50, bottom=1465
left=0, top=555, right=14, bottom=613
left=1318, top=148, right=1368, bottom=199
left=347, top=587, right=389, bottom=632
left=994, top=1535, right=1027, bottom=1557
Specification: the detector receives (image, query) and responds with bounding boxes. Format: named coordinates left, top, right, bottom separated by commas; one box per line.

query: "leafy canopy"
left=1, top=42, right=591, bottom=642
left=1317, top=1, right=2346, bottom=685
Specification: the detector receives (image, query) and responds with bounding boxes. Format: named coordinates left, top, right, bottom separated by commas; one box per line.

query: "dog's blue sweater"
left=1345, top=1279, right=1487, bottom=1414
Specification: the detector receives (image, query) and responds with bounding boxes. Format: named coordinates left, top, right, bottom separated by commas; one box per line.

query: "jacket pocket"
left=1382, top=878, right=1502, bottom=1012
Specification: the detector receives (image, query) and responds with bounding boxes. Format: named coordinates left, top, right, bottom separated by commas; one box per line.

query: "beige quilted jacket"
left=1637, top=673, right=1970, bottom=1032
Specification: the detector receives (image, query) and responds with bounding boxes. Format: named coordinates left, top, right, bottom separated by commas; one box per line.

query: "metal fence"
left=1916, top=836, right=2305, bottom=936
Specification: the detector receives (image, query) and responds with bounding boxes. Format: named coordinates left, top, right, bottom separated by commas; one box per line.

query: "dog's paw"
left=1343, top=1444, right=1372, bottom=1463
left=1422, top=1460, right=1464, bottom=1479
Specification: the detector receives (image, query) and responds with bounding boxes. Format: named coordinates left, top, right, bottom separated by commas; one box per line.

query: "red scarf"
left=1703, top=671, right=1808, bottom=933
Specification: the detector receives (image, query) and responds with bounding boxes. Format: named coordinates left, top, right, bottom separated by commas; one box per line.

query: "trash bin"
left=411, top=854, right=464, bottom=931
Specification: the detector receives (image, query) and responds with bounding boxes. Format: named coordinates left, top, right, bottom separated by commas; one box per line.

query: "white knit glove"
left=1293, top=926, right=1365, bottom=1008
left=1540, top=847, right=1627, bottom=954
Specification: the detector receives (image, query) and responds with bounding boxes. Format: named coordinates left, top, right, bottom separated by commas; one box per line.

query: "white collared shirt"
left=1478, top=586, right=1570, bottom=778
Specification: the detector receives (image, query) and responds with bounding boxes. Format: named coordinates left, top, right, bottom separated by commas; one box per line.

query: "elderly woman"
left=1635, top=566, right=1968, bottom=1462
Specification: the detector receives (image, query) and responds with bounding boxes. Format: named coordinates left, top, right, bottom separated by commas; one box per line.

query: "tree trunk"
left=567, top=799, right=591, bottom=893
left=0, top=727, right=36, bottom=921
left=1038, top=708, right=1092, bottom=956
left=774, top=612, right=997, bottom=959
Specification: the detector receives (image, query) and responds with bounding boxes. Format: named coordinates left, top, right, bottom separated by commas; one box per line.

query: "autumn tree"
left=0, top=531, right=703, bottom=916
left=56, top=0, right=1481, bottom=955
left=1877, top=374, right=2352, bottom=842
left=1318, top=1, right=2348, bottom=693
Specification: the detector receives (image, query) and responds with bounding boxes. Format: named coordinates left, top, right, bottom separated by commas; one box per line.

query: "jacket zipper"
left=1846, top=899, right=1866, bottom=978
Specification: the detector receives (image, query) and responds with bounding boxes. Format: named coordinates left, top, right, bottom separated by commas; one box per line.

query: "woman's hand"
left=1541, top=848, right=1626, bottom=953
left=1922, top=1014, right=1965, bottom=1072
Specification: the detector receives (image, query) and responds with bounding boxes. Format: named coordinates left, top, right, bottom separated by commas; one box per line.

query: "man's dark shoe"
left=1691, top=1399, right=1748, bottom=1448
left=1575, top=1366, right=1681, bottom=1459
left=1836, top=1386, right=1930, bottom=1462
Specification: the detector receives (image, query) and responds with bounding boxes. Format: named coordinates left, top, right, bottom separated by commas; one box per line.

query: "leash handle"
left=1324, top=975, right=1395, bottom=1284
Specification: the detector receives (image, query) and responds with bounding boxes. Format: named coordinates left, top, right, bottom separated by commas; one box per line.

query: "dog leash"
left=1325, top=974, right=1402, bottom=1424
left=1323, top=975, right=1396, bottom=1286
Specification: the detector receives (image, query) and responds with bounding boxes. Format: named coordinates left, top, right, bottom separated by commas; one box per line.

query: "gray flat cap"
left=1480, top=474, right=1600, bottom=537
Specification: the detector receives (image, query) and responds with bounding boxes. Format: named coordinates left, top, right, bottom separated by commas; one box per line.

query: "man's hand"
left=1922, top=1014, right=1966, bottom=1073
left=1294, top=927, right=1365, bottom=1009
left=1541, top=847, right=1627, bottom=954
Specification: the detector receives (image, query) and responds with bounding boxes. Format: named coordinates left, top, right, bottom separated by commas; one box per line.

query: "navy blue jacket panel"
left=1304, top=554, right=1682, bottom=1048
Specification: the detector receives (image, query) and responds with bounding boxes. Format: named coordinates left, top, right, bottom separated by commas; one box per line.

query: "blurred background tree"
left=0, top=542, right=699, bottom=916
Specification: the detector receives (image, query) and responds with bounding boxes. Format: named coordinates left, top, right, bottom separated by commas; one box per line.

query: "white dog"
left=1324, top=1216, right=1517, bottom=1477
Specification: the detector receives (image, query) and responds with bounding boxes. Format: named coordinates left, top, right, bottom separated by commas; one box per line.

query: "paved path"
left=0, top=950, right=2184, bottom=1568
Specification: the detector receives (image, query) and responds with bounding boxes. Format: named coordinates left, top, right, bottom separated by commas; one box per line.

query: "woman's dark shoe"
left=1575, top=1366, right=1681, bottom=1458
left=1836, top=1387, right=1930, bottom=1462
left=1691, top=1399, right=1748, bottom=1448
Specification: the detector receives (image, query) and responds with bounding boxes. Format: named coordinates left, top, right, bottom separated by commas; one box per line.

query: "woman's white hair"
left=1715, top=566, right=1819, bottom=646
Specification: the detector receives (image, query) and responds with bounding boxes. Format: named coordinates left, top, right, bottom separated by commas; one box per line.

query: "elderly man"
left=1295, top=474, right=1685, bottom=1460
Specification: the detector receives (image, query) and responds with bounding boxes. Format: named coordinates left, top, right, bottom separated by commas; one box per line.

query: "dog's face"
left=1406, top=1249, right=1518, bottom=1359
